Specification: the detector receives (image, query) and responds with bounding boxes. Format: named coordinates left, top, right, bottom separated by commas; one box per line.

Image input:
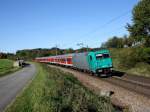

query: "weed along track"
left=49, top=65, right=150, bottom=112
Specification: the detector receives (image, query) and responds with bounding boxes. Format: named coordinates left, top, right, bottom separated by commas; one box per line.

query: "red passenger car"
left=35, top=54, right=73, bottom=66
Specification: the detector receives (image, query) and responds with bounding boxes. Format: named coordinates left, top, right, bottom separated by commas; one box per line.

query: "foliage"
left=0, top=53, right=7, bottom=59
left=127, top=0, right=150, bottom=47
left=16, top=48, right=76, bottom=60
left=106, top=36, right=124, bottom=48
left=119, top=48, right=150, bottom=68
left=0, top=59, right=18, bottom=77
left=0, top=52, right=16, bottom=60
left=15, top=47, right=94, bottom=60
left=1, top=47, right=94, bottom=61
left=110, top=48, right=150, bottom=77
left=110, top=48, right=150, bottom=68
left=101, top=36, right=132, bottom=48
left=64, top=48, right=74, bottom=54
left=6, top=64, right=115, bottom=112
left=126, top=62, right=150, bottom=77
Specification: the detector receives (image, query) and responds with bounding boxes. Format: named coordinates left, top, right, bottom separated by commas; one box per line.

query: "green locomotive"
left=72, top=49, right=113, bottom=74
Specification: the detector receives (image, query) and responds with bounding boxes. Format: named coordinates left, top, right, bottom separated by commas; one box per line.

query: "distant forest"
left=0, top=47, right=103, bottom=60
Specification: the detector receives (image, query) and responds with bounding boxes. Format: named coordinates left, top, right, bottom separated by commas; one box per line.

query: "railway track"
left=49, top=64, right=150, bottom=98
left=103, top=75, right=150, bottom=98
left=71, top=67, right=150, bottom=98
left=95, top=70, right=150, bottom=98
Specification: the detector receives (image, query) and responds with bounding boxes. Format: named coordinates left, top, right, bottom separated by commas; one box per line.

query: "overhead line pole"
left=55, top=44, right=58, bottom=56
left=86, top=45, right=89, bottom=52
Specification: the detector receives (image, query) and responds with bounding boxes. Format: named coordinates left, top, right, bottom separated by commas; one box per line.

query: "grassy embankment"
left=6, top=63, right=116, bottom=112
left=0, top=59, right=19, bottom=77
left=110, top=48, right=150, bottom=77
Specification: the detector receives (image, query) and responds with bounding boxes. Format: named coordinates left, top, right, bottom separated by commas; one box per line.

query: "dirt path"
left=0, top=64, right=36, bottom=112
left=49, top=65, right=150, bottom=112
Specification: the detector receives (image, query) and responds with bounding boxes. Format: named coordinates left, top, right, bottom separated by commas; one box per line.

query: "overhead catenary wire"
left=80, top=10, right=131, bottom=39
left=58, top=10, right=132, bottom=49
left=87, top=25, right=128, bottom=46
left=62, top=26, right=128, bottom=49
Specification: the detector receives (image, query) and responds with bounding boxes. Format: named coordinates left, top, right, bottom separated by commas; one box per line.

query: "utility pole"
left=77, top=43, right=89, bottom=52
left=77, top=43, right=84, bottom=52
left=86, top=45, right=89, bottom=52
left=77, top=43, right=83, bottom=48
left=55, top=44, right=58, bottom=56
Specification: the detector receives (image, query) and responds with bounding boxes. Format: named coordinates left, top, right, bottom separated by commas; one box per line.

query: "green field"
left=0, top=59, right=19, bottom=77
left=6, top=64, right=116, bottom=112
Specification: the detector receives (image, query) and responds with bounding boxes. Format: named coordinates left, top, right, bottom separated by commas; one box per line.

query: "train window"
left=96, top=54, right=103, bottom=60
left=103, top=54, right=109, bottom=58
left=96, top=53, right=109, bottom=59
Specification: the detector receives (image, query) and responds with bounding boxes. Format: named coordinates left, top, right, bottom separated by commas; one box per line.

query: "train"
left=35, top=49, right=113, bottom=75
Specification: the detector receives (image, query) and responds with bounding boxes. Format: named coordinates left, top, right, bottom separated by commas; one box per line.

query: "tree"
left=65, top=48, right=74, bottom=54
left=123, top=35, right=133, bottom=47
left=0, top=53, right=7, bottom=59
left=103, top=36, right=124, bottom=48
left=127, top=0, right=150, bottom=47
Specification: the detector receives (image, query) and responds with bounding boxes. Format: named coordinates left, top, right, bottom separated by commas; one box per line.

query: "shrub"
left=110, top=47, right=150, bottom=69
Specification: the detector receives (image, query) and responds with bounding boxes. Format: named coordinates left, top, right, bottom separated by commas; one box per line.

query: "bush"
left=142, top=48, right=150, bottom=63
left=119, top=48, right=150, bottom=68
left=44, top=65, right=115, bottom=112
left=110, top=47, right=150, bottom=69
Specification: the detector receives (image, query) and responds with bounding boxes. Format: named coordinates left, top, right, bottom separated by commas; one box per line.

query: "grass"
left=126, top=62, right=150, bottom=77
left=5, top=63, right=116, bottom=112
left=0, top=59, right=19, bottom=77
left=109, top=48, right=150, bottom=77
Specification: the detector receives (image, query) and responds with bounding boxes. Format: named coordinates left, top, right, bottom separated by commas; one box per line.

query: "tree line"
left=0, top=53, right=15, bottom=60
left=0, top=47, right=103, bottom=60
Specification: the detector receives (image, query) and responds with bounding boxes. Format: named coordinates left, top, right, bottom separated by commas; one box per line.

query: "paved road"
left=0, top=64, right=36, bottom=112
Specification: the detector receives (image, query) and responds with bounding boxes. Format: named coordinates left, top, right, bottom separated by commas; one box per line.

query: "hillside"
left=110, top=48, right=150, bottom=77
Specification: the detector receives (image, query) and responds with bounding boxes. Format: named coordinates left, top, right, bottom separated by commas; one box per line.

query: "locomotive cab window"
left=96, top=53, right=109, bottom=59
left=96, top=54, right=103, bottom=60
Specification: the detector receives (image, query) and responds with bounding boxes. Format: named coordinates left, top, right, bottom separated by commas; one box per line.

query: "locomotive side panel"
left=72, top=52, right=90, bottom=70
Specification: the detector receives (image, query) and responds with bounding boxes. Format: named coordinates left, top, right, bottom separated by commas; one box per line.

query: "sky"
left=0, top=0, right=139, bottom=53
